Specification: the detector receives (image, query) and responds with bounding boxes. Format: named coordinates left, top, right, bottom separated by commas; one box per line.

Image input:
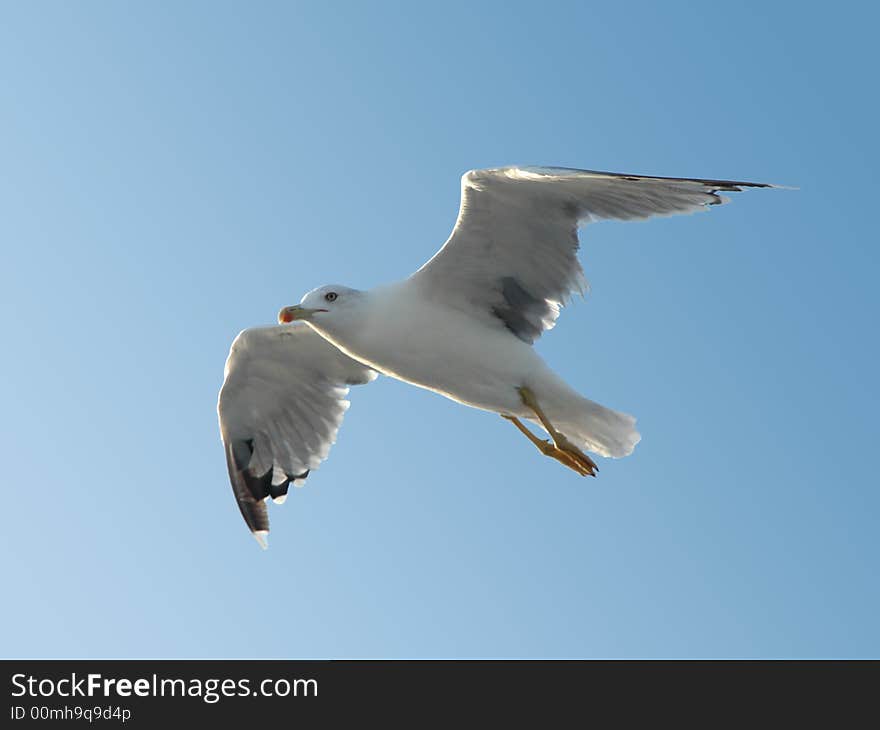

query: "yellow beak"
left=278, top=305, right=324, bottom=324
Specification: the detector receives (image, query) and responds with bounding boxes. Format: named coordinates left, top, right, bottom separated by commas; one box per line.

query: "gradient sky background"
left=2, top=1, right=878, bottom=658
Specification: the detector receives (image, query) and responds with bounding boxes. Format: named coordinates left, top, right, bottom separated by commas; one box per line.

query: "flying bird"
left=218, top=166, right=778, bottom=547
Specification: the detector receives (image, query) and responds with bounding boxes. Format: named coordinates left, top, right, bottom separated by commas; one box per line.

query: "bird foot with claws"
left=536, top=437, right=597, bottom=477
left=503, top=414, right=598, bottom=477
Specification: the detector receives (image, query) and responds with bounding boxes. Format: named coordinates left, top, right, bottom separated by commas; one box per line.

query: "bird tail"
left=557, top=395, right=641, bottom=458
left=535, top=374, right=641, bottom=458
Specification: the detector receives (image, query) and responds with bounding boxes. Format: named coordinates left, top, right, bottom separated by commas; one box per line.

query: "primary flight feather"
left=218, top=166, right=779, bottom=547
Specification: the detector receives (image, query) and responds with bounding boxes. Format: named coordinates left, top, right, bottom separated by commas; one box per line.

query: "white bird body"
left=302, top=280, right=638, bottom=458
left=219, top=165, right=782, bottom=545
left=304, top=280, right=542, bottom=414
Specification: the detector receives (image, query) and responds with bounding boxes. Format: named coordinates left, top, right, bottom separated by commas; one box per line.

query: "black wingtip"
left=589, top=168, right=777, bottom=191
left=269, top=476, right=290, bottom=500
left=243, top=466, right=273, bottom=502
left=224, top=440, right=270, bottom=541
left=223, top=442, right=313, bottom=547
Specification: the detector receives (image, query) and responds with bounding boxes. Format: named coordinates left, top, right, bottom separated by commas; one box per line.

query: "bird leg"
left=502, top=386, right=599, bottom=477
left=503, top=415, right=596, bottom=476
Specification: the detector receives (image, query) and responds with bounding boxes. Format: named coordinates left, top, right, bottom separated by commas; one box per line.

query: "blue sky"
left=1, top=1, right=877, bottom=658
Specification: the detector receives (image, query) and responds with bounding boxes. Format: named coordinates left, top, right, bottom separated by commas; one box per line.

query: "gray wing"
left=410, top=166, right=776, bottom=343
left=217, top=324, right=377, bottom=547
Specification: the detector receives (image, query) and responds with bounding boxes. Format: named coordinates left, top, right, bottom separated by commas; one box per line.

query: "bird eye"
left=324, top=292, right=338, bottom=302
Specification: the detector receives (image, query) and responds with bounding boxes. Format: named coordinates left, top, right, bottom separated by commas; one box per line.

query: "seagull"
left=218, top=166, right=778, bottom=547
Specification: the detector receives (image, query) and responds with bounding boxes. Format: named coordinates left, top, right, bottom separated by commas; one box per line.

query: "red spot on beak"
left=279, top=309, right=294, bottom=324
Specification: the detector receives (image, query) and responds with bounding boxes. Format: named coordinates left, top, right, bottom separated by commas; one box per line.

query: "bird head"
left=278, top=285, right=359, bottom=324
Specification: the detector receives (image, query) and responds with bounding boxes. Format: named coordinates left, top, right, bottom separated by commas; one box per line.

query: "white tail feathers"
left=556, top=396, right=641, bottom=459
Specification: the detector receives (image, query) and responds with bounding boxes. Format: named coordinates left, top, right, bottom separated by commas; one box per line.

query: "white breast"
left=309, top=281, right=548, bottom=414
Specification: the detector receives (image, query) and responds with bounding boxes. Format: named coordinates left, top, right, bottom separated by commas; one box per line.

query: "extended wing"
left=218, top=324, right=377, bottom=547
left=411, top=166, right=775, bottom=344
